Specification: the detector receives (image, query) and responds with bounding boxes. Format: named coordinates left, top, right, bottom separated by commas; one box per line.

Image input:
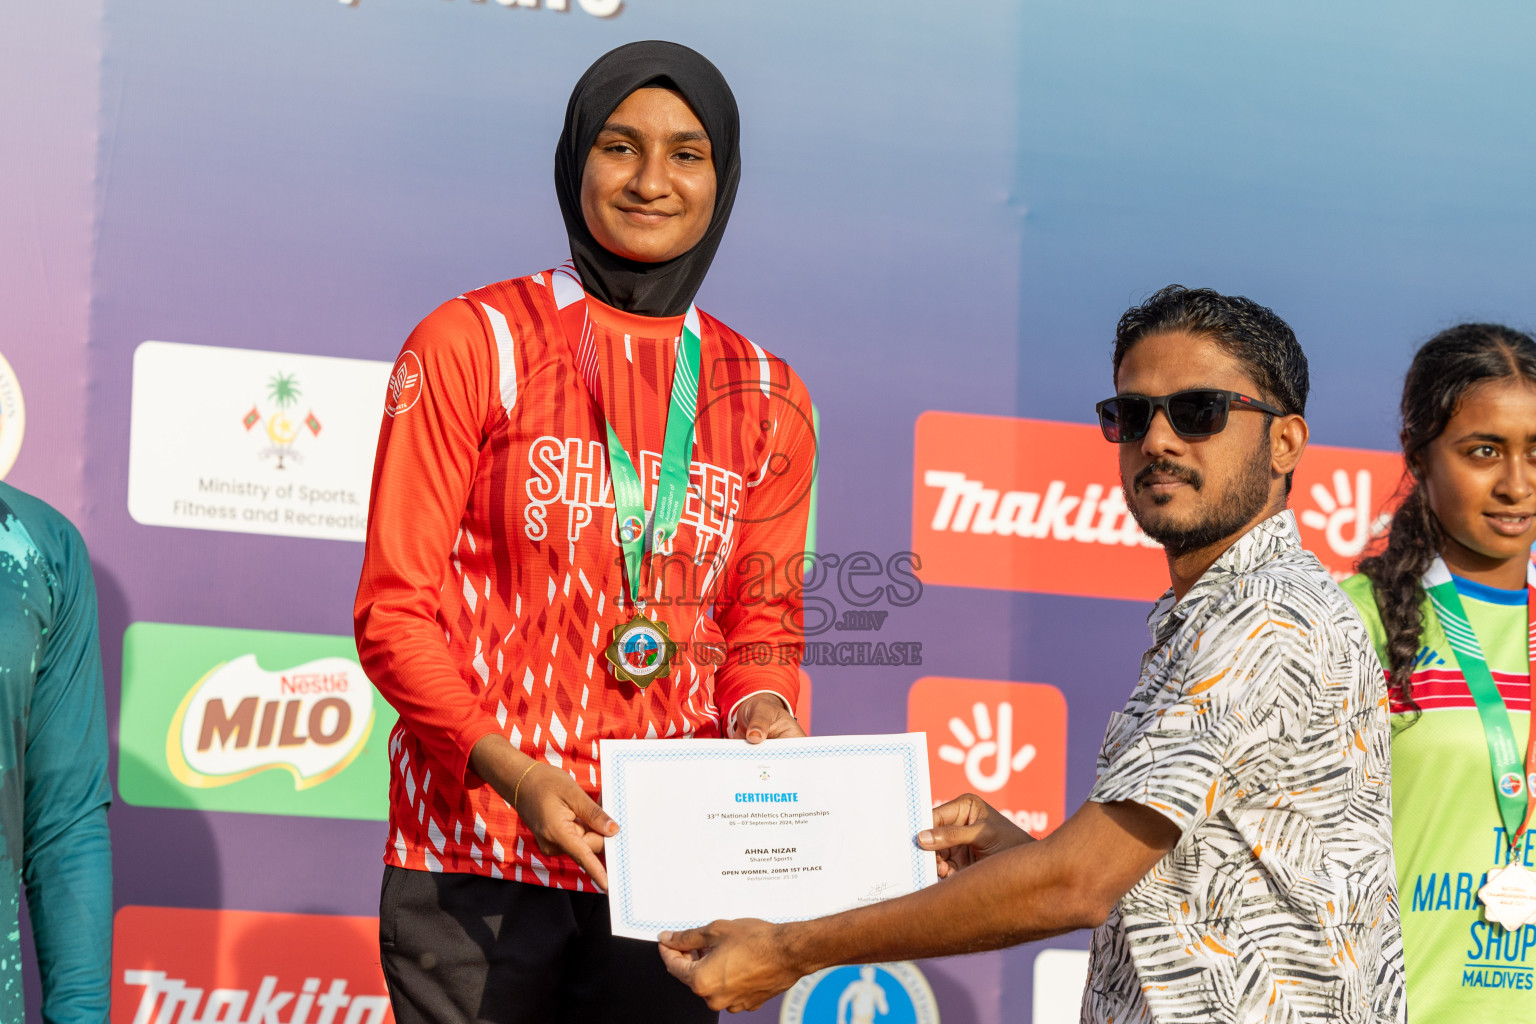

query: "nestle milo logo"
left=119, top=623, right=393, bottom=820
left=167, top=654, right=375, bottom=790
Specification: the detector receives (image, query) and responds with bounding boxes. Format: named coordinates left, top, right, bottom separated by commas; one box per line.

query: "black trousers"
left=379, top=865, right=718, bottom=1024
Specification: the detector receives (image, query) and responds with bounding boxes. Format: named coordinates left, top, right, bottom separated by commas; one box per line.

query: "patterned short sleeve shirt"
left=1082, top=511, right=1405, bottom=1024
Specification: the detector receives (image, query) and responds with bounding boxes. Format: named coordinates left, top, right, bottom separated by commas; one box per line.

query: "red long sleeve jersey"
left=355, top=268, right=814, bottom=890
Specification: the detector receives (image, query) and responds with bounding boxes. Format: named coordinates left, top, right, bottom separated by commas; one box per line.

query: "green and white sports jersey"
left=1342, top=572, right=1536, bottom=1021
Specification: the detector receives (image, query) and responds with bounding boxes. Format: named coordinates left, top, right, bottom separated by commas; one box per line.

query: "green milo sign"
left=118, top=622, right=395, bottom=821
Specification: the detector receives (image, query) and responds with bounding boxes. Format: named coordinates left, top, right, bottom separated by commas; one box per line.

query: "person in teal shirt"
left=0, top=481, right=112, bottom=1022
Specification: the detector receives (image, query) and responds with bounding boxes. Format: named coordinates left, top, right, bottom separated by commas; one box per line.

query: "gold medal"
left=604, top=614, right=676, bottom=689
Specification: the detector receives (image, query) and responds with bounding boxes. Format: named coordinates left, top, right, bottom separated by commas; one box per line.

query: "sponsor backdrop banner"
left=128, top=343, right=389, bottom=542
left=119, top=623, right=395, bottom=820
left=111, top=906, right=392, bottom=1024
left=913, top=413, right=1405, bottom=600
left=8, top=1, right=1536, bottom=1021
left=908, top=677, right=1067, bottom=838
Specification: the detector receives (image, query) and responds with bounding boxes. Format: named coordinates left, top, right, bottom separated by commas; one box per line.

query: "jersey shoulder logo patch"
left=385, top=351, right=423, bottom=417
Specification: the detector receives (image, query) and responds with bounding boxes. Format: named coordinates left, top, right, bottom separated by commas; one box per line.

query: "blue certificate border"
left=604, top=738, right=931, bottom=935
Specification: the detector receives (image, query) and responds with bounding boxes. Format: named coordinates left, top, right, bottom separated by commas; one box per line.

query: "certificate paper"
left=600, top=733, right=938, bottom=940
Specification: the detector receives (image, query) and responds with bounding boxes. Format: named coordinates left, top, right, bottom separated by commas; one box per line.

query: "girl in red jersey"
left=355, top=41, right=814, bottom=1024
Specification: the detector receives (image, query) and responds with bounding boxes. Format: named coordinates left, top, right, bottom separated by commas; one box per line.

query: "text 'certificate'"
left=600, top=733, right=938, bottom=940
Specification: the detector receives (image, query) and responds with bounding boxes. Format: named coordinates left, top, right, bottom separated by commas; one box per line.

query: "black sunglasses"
left=1095, top=389, right=1285, bottom=443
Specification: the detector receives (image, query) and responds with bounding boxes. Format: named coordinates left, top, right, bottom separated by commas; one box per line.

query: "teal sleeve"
left=23, top=524, right=111, bottom=1024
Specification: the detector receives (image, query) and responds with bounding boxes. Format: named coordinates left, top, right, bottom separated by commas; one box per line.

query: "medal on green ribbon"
left=1424, top=557, right=1536, bottom=929
left=556, top=275, right=702, bottom=690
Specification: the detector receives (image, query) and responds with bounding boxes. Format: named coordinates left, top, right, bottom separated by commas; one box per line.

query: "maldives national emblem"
left=243, top=370, right=322, bottom=469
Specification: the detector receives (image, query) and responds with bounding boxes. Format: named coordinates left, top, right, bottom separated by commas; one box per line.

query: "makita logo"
left=123, top=970, right=389, bottom=1024
left=913, top=413, right=1173, bottom=599
left=912, top=412, right=1403, bottom=600
left=112, top=907, right=392, bottom=1024
left=923, top=470, right=1158, bottom=548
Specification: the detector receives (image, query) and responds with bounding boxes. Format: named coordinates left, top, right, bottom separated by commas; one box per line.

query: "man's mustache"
left=1133, top=460, right=1203, bottom=492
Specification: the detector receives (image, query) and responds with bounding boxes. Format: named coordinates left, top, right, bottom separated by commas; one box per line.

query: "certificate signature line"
left=859, top=881, right=895, bottom=902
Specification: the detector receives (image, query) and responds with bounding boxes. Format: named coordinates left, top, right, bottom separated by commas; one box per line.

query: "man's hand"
left=660, top=800, right=1184, bottom=1007
left=918, top=793, right=1034, bottom=878
left=659, top=919, right=801, bottom=1013
left=731, top=693, right=805, bottom=744
left=469, top=734, right=618, bottom=890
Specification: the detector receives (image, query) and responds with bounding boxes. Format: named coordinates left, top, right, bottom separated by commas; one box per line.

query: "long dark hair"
left=1358, top=323, right=1536, bottom=711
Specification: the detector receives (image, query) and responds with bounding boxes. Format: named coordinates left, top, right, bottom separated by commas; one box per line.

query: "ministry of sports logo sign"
left=912, top=411, right=1403, bottom=599
left=128, top=340, right=390, bottom=542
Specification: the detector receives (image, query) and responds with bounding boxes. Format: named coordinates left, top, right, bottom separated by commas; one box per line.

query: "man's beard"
left=1125, top=435, right=1273, bottom=558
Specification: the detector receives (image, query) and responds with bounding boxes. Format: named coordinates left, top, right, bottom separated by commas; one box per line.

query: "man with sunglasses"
left=660, top=285, right=1406, bottom=1023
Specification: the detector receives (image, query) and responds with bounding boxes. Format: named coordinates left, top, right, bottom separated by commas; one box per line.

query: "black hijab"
left=554, top=41, right=741, bottom=318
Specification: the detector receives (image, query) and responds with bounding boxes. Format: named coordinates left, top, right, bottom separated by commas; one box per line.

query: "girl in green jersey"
left=1343, top=323, right=1536, bottom=1020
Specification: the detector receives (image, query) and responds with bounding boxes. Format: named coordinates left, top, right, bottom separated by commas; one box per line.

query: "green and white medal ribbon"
left=555, top=270, right=701, bottom=689
left=603, top=309, right=701, bottom=617
left=1423, top=556, right=1536, bottom=929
